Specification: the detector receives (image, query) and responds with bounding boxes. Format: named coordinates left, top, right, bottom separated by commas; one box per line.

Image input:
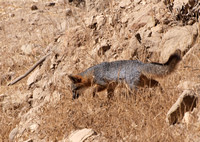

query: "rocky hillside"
left=0, top=0, right=200, bottom=141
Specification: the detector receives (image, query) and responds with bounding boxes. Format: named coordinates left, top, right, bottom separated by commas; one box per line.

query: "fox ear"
left=68, top=75, right=82, bottom=83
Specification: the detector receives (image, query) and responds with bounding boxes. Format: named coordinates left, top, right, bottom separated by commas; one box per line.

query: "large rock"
left=2, top=91, right=31, bottom=115
left=159, top=24, right=198, bottom=62
left=85, top=0, right=110, bottom=12
left=166, top=90, right=198, bottom=125
left=67, top=128, right=96, bottom=142
left=129, top=4, right=154, bottom=32
left=173, top=0, right=189, bottom=9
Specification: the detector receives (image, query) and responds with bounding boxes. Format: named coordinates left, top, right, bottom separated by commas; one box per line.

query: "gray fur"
left=80, top=60, right=143, bottom=89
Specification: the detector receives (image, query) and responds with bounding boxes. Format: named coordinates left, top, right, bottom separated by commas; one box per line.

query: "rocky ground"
left=0, top=0, right=200, bottom=141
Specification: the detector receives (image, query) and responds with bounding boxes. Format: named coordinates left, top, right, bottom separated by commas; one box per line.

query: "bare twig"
left=7, top=52, right=51, bottom=86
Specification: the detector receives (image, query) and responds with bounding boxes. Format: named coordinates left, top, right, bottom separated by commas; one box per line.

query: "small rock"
left=166, top=90, right=198, bottom=125
left=108, top=16, right=115, bottom=26
left=97, top=40, right=111, bottom=56
left=146, top=16, right=156, bottom=28
left=68, top=128, right=96, bottom=142
left=173, top=0, right=189, bottom=10
left=151, top=25, right=163, bottom=34
left=182, top=112, right=194, bottom=126
left=31, top=5, right=38, bottom=10
left=33, top=88, right=43, bottom=101
left=135, top=33, right=142, bottom=43
left=66, top=8, right=72, bottom=16
left=0, top=72, right=15, bottom=85
left=61, top=21, right=67, bottom=31
left=27, top=68, right=40, bottom=87
left=44, top=91, right=61, bottom=103
left=119, top=0, right=131, bottom=8
left=46, top=2, right=55, bottom=6
left=134, top=0, right=142, bottom=5
left=177, top=81, right=196, bottom=90
left=84, top=16, right=95, bottom=28
left=121, top=13, right=130, bottom=23
left=187, top=19, right=195, bottom=25
left=21, top=44, right=33, bottom=55
left=141, top=1, right=146, bottom=5
left=24, top=139, right=33, bottom=142
left=9, top=127, right=18, bottom=142
left=0, top=94, right=6, bottom=102
left=9, top=13, right=15, bottom=17
left=131, top=23, right=146, bottom=32
left=96, top=15, right=106, bottom=29
left=29, top=123, right=39, bottom=132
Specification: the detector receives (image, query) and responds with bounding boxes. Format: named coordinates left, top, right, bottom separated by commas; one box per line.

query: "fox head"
left=68, top=74, right=92, bottom=99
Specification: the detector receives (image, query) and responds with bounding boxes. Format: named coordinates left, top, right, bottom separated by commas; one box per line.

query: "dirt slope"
left=0, top=0, right=200, bottom=141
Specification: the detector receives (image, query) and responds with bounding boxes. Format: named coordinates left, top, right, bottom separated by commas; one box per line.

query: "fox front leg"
left=92, top=85, right=107, bottom=97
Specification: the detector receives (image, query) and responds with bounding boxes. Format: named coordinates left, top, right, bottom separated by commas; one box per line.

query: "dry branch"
left=7, top=52, right=51, bottom=86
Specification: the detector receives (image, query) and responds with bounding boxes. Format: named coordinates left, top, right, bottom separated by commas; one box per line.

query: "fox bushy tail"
left=141, top=50, right=181, bottom=78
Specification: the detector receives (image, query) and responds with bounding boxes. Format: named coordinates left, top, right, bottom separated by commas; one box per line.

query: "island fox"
left=68, top=50, right=181, bottom=99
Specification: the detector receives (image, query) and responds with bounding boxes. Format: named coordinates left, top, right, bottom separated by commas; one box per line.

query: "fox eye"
left=68, top=75, right=82, bottom=83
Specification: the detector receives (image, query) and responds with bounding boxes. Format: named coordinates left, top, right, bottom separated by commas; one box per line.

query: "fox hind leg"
left=107, top=82, right=117, bottom=99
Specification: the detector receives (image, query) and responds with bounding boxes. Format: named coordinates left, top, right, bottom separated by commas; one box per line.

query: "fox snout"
left=70, top=83, right=81, bottom=99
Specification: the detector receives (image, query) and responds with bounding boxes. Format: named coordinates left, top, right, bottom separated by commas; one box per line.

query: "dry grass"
left=34, top=49, right=200, bottom=141
left=35, top=82, right=182, bottom=141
